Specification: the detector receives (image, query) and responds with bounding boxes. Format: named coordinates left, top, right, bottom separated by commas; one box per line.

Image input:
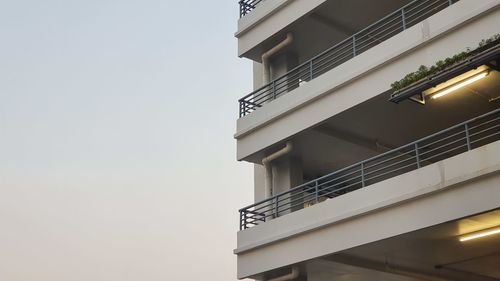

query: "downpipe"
left=262, top=33, right=293, bottom=84
left=262, top=141, right=293, bottom=199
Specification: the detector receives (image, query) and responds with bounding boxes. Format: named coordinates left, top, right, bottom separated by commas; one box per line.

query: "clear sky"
left=0, top=0, right=253, bottom=280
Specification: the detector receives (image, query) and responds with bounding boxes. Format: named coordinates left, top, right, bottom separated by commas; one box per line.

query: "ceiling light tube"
left=459, top=226, right=500, bottom=242
left=432, top=71, right=489, bottom=99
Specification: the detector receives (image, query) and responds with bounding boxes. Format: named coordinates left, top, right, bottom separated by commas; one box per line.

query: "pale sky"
left=0, top=1, right=253, bottom=280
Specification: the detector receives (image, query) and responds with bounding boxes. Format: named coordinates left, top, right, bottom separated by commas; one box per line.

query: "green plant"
left=391, top=34, right=500, bottom=92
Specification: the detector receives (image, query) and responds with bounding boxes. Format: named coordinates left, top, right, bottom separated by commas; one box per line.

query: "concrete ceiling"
left=321, top=209, right=500, bottom=281
left=307, top=259, right=421, bottom=281
left=294, top=68, right=500, bottom=178
left=244, top=0, right=413, bottom=62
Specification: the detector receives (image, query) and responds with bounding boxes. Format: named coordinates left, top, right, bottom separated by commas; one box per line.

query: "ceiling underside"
left=244, top=0, right=413, bottom=62
left=294, top=69, right=500, bottom=178
left=311, top=209, right=500, bottom=281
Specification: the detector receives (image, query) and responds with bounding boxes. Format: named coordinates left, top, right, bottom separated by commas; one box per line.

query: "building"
left=233, top=0, right=500, bottom=280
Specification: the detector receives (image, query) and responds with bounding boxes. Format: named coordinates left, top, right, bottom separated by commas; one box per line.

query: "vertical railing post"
left=275, top=194, right=279, bottom=218
left=242, top=211, right=247, bottom=230
left=360, top=162, right=365, bottom=187
left=415, top=143, right=421, bottom=168
left=314, top=180, right=319, bottom=204
left=352, top=35, right=357, bottom=56
left=465, top=123, right=472, bottom=151
left=272, top=81, right=276, bottom=100
left=401, top=8, right=406, bottom=29
left=448, top=0, right=453, bottom=6
left=239, top=211, right=242, bottom=230
left=309, top=60, right=313, bottom=81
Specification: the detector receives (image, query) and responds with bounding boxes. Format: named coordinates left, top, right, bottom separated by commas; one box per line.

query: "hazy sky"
left=0, top=1, right=253, bottom=280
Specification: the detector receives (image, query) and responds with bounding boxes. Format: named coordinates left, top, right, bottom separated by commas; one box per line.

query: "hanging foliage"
left=391, top=34, right=500, bottom=92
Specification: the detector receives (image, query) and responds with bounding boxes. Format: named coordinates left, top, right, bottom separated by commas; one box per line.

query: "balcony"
left=238, top=0, right=460, bottom=117
left=239, top=108, right=500, bottom=230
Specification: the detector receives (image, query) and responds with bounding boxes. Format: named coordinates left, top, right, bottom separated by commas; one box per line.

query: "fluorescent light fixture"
left=432, top=71, right=489, bottom=99
left=459, top=226, right=500, bottom=242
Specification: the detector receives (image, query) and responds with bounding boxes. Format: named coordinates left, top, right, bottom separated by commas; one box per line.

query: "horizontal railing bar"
left=319, top=174, right=362, bottom=192
left=245, top=212, right=273, bottom=222
left=470, top=130, right=500, bottom=144
left=364, top=155, right=416, bottom=178
left=419, top=129, right=465, bottom=149
left=275, top=187, right=316, bottom=207
left=356, top=26, right=402, bottom=50
left=355, top=15, right=402, bottom=45
left=246, top=209, right=275, bottom=219
left=311, top=49, right=355, bottom=75
left=404, top=0, right=443, bottom=15
left=364, top=149, right=415, bottom=170
left=282, top=196, right=317, bottom=212
left=406, top=7, right=449, bottom=26
left=245, top=209, right=272, bottom=218
left=317, top=167, right=361, bottom=187
left=419, top=144, right=468, bottom=162
left=248, top=201, right=275, bottom=212
left=405, top=0, right=448, bottom=17
left=320, top=180, right=363, bottom=198
left=468, top=116, right=500, bottom=130
left=364, top=161, right=417, bottom=183
left=311, top=43, right=353, bottom=66
left=244, top=209, right=264, bottom=216
left=419, top=136, right=466, bottom=157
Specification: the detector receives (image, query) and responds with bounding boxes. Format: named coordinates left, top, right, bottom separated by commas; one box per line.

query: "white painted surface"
left=236, top=140, right=500, bottom=278
left=235, top=0, right=500, bottom=161
left=236, top=0, right=327, bottom=57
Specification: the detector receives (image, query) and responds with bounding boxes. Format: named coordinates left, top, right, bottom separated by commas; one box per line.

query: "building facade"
left=234, top=0, right=500, bottom=280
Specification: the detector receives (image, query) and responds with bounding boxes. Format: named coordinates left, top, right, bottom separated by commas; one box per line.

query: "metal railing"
left=239, top=109, right=500, bottom=230
left=238, top=0, right=459, bottom=117
left=239, top=0, right=262, bottom=18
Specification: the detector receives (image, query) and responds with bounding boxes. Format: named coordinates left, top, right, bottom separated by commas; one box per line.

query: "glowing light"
left=459, top=226, right=500, bottom=242
left=432, top=71, right=488, bottom=99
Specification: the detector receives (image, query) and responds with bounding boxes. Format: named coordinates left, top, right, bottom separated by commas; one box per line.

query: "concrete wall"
left=236, top=140, right=500, bottom=279
left=236, top=0, right=327, bottom=57
left=235, top=0, right=500, bottom=161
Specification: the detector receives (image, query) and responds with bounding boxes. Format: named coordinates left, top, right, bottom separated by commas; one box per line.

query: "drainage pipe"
left=267, top=267, right=300, bottom=281
left=262, top=33, right=293, bottom=84
left=262, top=141, right=293, bottom=199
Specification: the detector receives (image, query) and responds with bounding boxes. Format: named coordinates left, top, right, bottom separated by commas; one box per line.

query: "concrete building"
left=233, top=0, right=500, bottom=280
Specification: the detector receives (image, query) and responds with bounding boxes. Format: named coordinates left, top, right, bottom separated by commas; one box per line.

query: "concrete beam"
left=325, top=254, right=498, bottom=281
